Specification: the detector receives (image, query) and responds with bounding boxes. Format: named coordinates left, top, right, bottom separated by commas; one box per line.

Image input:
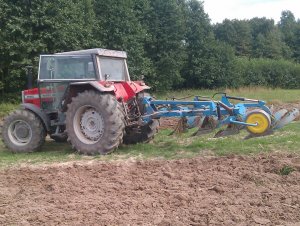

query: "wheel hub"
left=246, top=110, right=271, bottom=135
left=8, top=120, right=32, bottom=146
left=79, top=108, right=104, bottom=142
left=15, top=123, right=30, bottom=138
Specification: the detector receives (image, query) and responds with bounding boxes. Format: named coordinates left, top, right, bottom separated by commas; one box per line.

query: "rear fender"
left=62, top=81, right=115, bottom=111
left=20, top=103, right=50, bottom=131
left=69, top=81, right=115, bottom=92
left=127, top=81, right=150, bottom=94
left=114, top=81, right=150, bottom=102
left=66, top=81, right=149, bottom=106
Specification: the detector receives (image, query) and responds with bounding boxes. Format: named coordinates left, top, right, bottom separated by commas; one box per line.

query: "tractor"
left=1, top=48, right=299, bottom=155
left=0, top=48, right=159, bottom=155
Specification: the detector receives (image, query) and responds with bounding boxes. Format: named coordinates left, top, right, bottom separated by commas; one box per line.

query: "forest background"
left=1, top=0, right=300, bottom=102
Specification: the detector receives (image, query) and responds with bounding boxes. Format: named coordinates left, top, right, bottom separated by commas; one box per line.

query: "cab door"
left=38, top=54, right=97, bottom=112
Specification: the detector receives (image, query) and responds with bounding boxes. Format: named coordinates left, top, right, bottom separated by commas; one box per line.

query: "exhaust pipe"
left=25, top=65, right=33, bottom=89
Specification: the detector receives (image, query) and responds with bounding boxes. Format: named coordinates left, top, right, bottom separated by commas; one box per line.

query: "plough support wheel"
left=245, top=110, right=271, bottom=135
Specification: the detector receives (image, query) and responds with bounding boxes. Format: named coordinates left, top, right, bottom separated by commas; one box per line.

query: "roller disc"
left=245, top=110, right=271, bottom=135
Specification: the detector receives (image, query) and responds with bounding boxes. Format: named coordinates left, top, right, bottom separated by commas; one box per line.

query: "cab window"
left=39, top=55, right=96, bottom=80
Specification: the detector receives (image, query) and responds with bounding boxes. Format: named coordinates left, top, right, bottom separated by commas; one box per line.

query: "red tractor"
left=1, top=48, right=159, bottom=155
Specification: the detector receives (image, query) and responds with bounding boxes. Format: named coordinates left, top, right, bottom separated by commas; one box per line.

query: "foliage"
left=279, top=165, right=295, bottom=175
left=0, top=103, right=18, bottom=118
left=214, top=19, right=252, bottom=57
left=279, top=10, right=300, bottom=61
left=0, top=0, right=97, bottom=93
left=233, top=57, right=300, bottom=88
left=182, top=0, right=236, bottom=89
left=94, top=0, right=152, bottom=80
left=215, top=17, right=292, bottom=60
left=0, top=1, right=300, bottom=95
left=155, top=87, right=300, bottom=103
left=144, top=0, right=186, bottom=90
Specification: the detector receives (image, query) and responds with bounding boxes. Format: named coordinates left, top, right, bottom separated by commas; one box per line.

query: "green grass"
left=0, top=103, right=18, bottom=118
left=0, top=121, right=299, bottom=168
left=156, top=87, right=300, bottom=103
left=0, top=87, right=299, bottom=167
left=279, top=165, right=295, bottom=175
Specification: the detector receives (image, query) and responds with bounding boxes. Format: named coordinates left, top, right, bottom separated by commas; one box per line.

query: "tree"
left=279, top=10, right=299, bottom=61
left=0, top=0, right=33, bottom=93
left=94, top=0, right=152, bottom=80
left=30, top=0, right=97, bottom=52
left=0, top=0, right=299, bottom=96
left=214, top=19, right=252, bottom=57
left=250, top=17, right=288, bottom=59
left=182, top=0, right=235, bottom=88
left=0, top=0, right=98, bottom=94
left=293, top=23, right=300, bottom=62
left=183, top=0, right=213, bottom=87
left=144, top=0, right=186, bottom=90
left=279, top=11, right=297, bottom=47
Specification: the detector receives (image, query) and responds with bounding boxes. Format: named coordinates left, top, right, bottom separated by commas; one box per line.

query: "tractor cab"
left=24, top=48, right=132, bottom=111
left=39, top=48, right=130, bottom=82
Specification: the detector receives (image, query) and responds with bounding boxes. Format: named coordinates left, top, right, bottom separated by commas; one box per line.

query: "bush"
left=233, top=57, right=300, bottom=88
left=0, top=92, right=21, bottom=104
left=0, top=103, right=18, bottom=118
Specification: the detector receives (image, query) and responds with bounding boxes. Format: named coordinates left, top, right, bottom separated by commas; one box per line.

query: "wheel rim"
left=73, top=105, right=105, bottom=144
left=246, top=110, right=271, bottom=134
left=8, top=120, right=32, bottom=146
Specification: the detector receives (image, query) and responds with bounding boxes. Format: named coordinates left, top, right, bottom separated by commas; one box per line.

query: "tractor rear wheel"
left=0, top=109, right=46, bottom=153
left=66, top=90, right=125, bottom=155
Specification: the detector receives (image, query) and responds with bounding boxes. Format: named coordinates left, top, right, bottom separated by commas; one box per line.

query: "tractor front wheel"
left=0, top=109, right=46, bottom=153
left=66, top=90, right=125, bottom=155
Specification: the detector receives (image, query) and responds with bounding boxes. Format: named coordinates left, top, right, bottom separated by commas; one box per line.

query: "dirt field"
left=0, top=101, right=299, bottom=225
left=0, top=154, right=299, bottom=225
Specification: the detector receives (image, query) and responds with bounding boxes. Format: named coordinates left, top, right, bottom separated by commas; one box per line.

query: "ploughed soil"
left=0, top=154, right=300, bottom=225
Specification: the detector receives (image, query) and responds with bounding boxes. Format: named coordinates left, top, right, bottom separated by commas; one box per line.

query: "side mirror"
left=139, top=74, right=145, bottom=80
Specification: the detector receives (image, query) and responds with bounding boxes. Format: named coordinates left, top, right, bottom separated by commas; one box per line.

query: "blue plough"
left=141, top=93, right=299, bottom=138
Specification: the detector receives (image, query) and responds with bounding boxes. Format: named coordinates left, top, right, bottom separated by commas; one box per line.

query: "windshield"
left=98, top=57, right=127, bottom=81
left=39, top=55, right=96, bottom=80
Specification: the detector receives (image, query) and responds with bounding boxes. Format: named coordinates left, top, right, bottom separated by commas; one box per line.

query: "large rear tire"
left=66, top=90, right=125, bottom=155
left=0, top=109, right=46, bottom=153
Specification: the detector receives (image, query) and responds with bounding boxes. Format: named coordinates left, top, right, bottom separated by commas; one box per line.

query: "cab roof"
left=55, top=48, right=127, bottom=58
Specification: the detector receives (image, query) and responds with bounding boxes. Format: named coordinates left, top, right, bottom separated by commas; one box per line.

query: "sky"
left=203, top=0, right=300, bottom=24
